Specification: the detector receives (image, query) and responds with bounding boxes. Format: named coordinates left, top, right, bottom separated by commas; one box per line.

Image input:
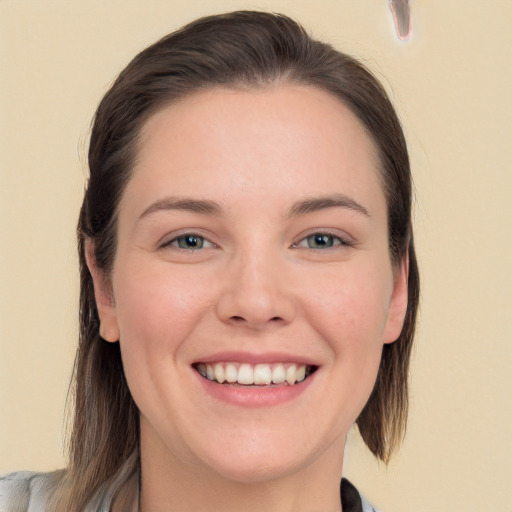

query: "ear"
left=85, top=239, right=120, bottom=343
left=382, top=251, right=409, bottom=344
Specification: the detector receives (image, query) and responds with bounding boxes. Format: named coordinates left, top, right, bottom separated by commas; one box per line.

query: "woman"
left=0, top=11, right=419, bottom=512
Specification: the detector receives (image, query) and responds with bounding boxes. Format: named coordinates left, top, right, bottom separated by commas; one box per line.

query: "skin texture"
left=87, top=85, right=408, bottom=512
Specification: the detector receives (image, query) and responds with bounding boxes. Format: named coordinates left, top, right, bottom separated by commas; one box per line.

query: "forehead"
left=124, top=84, right=383, bottom=216
left=138, top=84, right=379, bottom=163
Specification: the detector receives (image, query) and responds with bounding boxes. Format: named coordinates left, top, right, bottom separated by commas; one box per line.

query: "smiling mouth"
left=193, top=362, right=318, bottom=386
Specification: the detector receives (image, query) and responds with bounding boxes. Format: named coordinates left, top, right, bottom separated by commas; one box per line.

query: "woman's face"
left=91, top=85, right=408, bottom=483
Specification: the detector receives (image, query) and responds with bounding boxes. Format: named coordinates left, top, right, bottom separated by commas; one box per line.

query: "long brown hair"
left=54, top=10, right=419, bottom=509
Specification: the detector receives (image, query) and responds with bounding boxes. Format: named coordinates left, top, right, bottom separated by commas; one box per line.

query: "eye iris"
left=178, top=235, right=203, bottom=249
left=308, top=234, right=333, bottom=248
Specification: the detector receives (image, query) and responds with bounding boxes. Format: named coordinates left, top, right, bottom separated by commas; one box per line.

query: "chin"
left=188, top=428, right=332, bottom=485
left=202, top=451, right=308, bottom=485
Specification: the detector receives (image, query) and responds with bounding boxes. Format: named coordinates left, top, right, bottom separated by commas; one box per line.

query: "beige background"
left=1, top=1, right=511, bottom=511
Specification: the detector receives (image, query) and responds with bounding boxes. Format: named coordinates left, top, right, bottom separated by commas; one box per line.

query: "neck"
left=137, top=430, right=345, bottom=512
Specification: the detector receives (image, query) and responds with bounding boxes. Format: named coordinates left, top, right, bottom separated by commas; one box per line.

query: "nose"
left=215, top=251, right=296, bottom=329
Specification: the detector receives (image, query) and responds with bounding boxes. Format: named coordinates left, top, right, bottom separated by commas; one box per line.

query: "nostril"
left=229, top=315, right=283, bottom=324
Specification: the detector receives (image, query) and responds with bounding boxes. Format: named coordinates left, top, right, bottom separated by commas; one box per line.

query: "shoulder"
left=341, top=478, right=382, bottom=512
left=0, top=470, right=63, bottom=511
left=360, top=491, right=382, bottom=512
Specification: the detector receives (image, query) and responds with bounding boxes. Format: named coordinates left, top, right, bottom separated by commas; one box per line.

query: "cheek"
left=111, top=265, right=215, bottom=418
left=305, top=267, right=391, bottom=422
left=305, top=264, right=393, bottom=352
left=112, top=263, right=213, bottom=355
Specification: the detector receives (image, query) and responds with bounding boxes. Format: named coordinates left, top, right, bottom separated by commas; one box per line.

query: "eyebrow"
left=287, top=194, right=369, bottom=218
left=138, top=193, right=369, bottom=221
left=139, top=196, right=224, bottom=220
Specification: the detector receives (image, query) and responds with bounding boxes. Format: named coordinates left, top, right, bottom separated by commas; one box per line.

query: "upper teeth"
left=196, top=362, right=309, bottom=386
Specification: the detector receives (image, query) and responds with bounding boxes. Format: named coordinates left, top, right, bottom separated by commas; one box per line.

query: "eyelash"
left=160, top=231, right=353, bottom=251
left=160, top=233, right=216, bottom=251
left=292, top=231, right=354, bottom=250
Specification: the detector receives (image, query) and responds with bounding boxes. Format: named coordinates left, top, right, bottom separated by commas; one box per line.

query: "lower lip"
left=194, top=369, right=316, bottom=407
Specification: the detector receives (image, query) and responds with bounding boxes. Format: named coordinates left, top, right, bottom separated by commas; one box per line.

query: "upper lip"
left=192, top=351, right=320, bottom=366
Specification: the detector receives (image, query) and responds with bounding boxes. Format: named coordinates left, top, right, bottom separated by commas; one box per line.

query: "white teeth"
left=237, top=364, right=254, bottom=385
left=285, top=364, right=298, bottom=385
left=197, top=362, right=311, bottom=386
left=271, top=364, right=286, bottom=384
left=296, top=364, right=306, bottom=383
left=253, top=364, right=272, bottom=385
left=224, top=363, right=238, bottom=383
left=213, top=364, right=225, bottom=384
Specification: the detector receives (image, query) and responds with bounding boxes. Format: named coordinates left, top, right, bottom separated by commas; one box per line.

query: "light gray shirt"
left=1, top=467, right=380, bottom=512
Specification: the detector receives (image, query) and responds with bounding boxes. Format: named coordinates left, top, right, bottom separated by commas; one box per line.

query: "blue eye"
left=168, top=234, right=212, bottom=250
left=297, top=233, right=350, bottom=249
left=307, top=233, right=335, bottom=249
left=177, top=235, right=204, bottom=249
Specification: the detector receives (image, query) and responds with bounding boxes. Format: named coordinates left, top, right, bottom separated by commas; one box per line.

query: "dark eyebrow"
left=287, top=194, right=369, bottom=218
left=139, top=196, right=224, bottom=220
